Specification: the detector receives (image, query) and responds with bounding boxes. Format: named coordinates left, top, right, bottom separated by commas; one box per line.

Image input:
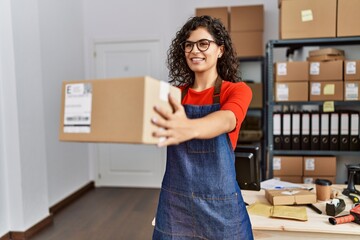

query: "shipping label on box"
left=63, top=83, right=92, bottom=133
left=344, top=81, right=360, bottom=101
left=345, top=60, right=360, bottom=80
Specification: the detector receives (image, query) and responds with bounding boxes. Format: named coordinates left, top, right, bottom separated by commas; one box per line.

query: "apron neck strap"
left=181, top=76, right=222, bottom=104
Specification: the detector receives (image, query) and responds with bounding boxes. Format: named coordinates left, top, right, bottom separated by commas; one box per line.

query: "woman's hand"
left=151, top=94, right=197, bottom=147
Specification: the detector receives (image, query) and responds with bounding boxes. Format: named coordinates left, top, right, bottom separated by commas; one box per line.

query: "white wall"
left=38, top=0, right=90, bottom=207
left=0, top=0, right=90, bottom=234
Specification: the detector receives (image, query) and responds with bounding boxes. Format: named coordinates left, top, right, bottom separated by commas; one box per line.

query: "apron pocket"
left=155, top=188, right=195, bottom=237
left=192, top=192, right=241, bottom=239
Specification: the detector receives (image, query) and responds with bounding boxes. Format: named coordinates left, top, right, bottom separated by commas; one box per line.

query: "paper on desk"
left=247, top=202, right=273, bottom=217
left=248, top=202, right=308, bottom=221
left=261, top=178, right=303, bottom=190
left=271, top=206, right=308, bottom=221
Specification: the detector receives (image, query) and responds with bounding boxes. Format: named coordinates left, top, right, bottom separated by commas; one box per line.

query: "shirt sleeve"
left=220, top=82, right=253, bottom=148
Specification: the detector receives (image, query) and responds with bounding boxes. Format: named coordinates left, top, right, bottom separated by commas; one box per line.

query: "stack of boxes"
left=195, top=5, right=264, bottom=58
left=273, top=155, right=337, bottom=184
left=279, top=0, right=360, bottom=39
left=274, top=61, right=309, bottom=102
left=308, top=48, right=344, bottom=101
left=229, top=5, right=264, bottom=58
left=274, top=48, right=360, bottom=102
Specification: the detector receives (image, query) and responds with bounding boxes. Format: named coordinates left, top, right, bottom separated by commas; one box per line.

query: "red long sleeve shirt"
left=181, top=81, right=252, bottom=150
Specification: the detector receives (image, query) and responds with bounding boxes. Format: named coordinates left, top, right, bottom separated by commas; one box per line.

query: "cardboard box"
left=247, top=83, right=263, bottom=108
left=344, top=81, right=360, bottom=101
left=275, top=82, right=309, bottom=102
left=303, top=156, right=336, bottom=176
left=274, top=62, right=309, bottom=82
left=230, top=5, right=264, bottom=32
left=309, top=81, right=343, bottom=101
left=337, top=0, right=360, bottom=37
left=344, top=60, right=360, bottom=81
left=273, top=156, right=303, bottom=176
left=230, top=31, right=263, bottom=57
left=309, top=60, right=343, bottom=81
left=303, top=176, right=336, bottom=184
left=59, top=76, right=181, bottom=144
left=309, top=48, right=345, bottom=57
left=307, top=55, right=345, bottom=62
left=273, top=176, right=303, bottom=183
left=196, top=7, right=229, bottom=30
left=265, top=189, right=317, bottom=206
left=280, top=0, right=337, bottom=39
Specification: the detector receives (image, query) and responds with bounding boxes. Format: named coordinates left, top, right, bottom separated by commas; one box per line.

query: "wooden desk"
left=242, top=184, right=360, bottom=239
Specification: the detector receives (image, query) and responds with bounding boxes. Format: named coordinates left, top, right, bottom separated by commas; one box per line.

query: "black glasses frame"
left=180, top=39, right=217, bottom=53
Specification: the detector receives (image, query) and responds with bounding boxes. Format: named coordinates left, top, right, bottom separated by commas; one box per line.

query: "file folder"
left=310, top=112, right=320, bottom=150
left=330, top=112, right=339, bottom=151
left=301, top=112, right=311, bottom=150
left=291, top=113, right=301, bottom=150
left=340, top=112, right=350, bottom=151
left=273, top=113, right=282, bottom=150
left=320, top=113, right=330, bottom=150
left=282, top=113, right=291, bottom=150
left=350, top=112, right=360, bottom=151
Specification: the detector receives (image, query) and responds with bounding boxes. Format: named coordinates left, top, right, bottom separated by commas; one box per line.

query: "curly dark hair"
left=167, top=15, right=240, bottom=87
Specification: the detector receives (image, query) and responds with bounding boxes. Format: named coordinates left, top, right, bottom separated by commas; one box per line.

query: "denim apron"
left=153, top=78, right=253, bottom=240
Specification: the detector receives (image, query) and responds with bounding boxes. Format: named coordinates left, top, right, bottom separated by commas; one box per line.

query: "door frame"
left=85, top=36, right=166, bottom=186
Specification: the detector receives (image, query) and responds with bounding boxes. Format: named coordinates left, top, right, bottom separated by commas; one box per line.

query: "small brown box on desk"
left=265, top=189, right=317, bottom=206
left=59, top=76, right=181, bottom=144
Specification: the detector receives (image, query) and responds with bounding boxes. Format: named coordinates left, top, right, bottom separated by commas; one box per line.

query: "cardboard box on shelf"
left=196, top=7, right=229, bottom=30
left=273, top=176, right=303, bottom=184
left=247, top=83, right=263, bottom=108
left=265, top=188, right=317, bottom=206
left=280, top=0, right=337, bottom=39
left=309, top=60, right=343, bottom=81
left=230, top=31, right=263, bottom=57
left=344, top=60, right=360, bottom=81
left=303, top=176, right=336, bottom=184
left=59, top=76, right=181, bottom=144
left=337, top=0, right=360, bottom=37
left=275, top=82, right=309, bottom=102
left=230, top=5, right=264, bottom=32
left=307, top=55, right=345, bottom=62
left=274, top=62, right=309, bottom=82
left=303, top=156, right=336, bottom=176
left=273, top=156, right=303, bottom=176
left=344, top=81, right=360, bottom=101
left=309, top=48, right=345, bottom=57
left=309, top=81, right=343, bottom=101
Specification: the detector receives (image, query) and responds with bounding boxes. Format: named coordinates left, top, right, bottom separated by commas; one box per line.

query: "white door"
left=94, top=40, right=166, bottom=188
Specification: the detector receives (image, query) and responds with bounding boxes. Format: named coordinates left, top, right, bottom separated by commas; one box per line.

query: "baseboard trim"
left=10, top=214, right=53, bottom=240
left=7, top=181, right=95, bottom=240
left=0, top=233, right=11, bottom=240
left=50, top=181, right=95, bottom=214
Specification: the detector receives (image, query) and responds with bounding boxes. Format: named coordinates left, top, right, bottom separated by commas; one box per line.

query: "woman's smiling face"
left=184, top=27, right=224, bottom=74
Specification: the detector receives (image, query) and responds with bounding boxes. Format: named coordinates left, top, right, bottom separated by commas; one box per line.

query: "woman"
left=151, top=15, right=253, bottom=239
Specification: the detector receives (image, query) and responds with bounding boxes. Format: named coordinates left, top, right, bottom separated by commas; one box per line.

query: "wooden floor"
left=30, top=187, right=160, bottom=240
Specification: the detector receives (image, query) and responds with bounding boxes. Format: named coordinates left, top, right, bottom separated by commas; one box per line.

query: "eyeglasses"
left=180, top=39, right=217, bottom=53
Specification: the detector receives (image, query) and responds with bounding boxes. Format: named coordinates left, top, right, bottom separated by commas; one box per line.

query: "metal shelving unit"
left=265, top=37, right=360, bottom=179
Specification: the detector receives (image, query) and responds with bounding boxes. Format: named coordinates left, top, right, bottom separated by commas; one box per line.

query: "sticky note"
left=324, top=84, right=335, bottom=95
